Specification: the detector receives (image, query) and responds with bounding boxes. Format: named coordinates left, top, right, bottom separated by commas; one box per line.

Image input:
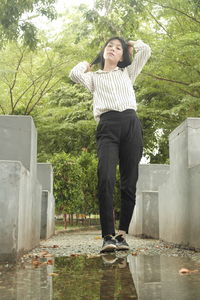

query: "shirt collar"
left=95, top=66, right=120, bottom=74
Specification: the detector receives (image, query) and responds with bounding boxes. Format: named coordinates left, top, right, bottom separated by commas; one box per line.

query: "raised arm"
left=126, top=40, right=151, bottom=83
left=69, top=61, right=94, bottom=92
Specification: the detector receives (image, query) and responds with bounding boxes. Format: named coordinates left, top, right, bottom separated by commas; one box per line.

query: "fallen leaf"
left=131, top=252, right=138, bottom=256
left=32, top=259, right=42, bottom=267
left=39, top=251, right=49, bottom=257
left=47, top=259, right=54, bottom=265
left=95, top=236, right=101, bottom=240
left=48, top=273, right=59, bottom=276
left=44, top=253, right=54, bottom=257
left=70, top=254, right=80, bottom=257
left=52, top=245, right=59, bottom=248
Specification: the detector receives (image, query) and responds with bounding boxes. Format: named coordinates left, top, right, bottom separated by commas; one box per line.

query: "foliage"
left=50, top=152, right=84, bottom=214
left=0, top=0, right=56, bottom=49
left=0, top=42, right=66, bottom=115
left=34, top=84, right=96, bottom=159
left=77, top=151, right=99, bottom=215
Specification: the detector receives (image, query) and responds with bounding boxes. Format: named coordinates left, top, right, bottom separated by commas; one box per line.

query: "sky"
left=55, top=0, right=94, bottom=12
left=32, top=0, right=95, bottom=34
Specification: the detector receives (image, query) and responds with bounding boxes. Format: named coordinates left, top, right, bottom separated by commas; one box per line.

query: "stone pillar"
left=159, top=118, right=200, bottom=248
left=37, top=163, right=55, bottom=239
left=0, top=115, right=37, bottom=177
left=0, top=116, right=42, bottom=262
left=129, top=164, right=169, bottom=238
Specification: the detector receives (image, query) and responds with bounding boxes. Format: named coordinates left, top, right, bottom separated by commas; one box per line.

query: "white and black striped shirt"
left=69, top=40, right=151, bottom=122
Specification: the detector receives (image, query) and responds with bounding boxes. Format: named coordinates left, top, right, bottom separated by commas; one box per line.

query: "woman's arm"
left=126, top=40, right=151, bottom=83
left=69, top=61, right=94, bottom=92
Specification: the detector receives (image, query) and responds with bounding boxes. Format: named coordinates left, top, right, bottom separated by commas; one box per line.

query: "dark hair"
left=91, top=37, right=132, bottom=69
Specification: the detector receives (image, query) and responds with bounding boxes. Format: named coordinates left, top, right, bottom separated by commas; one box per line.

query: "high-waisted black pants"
left=96, top=109, right=143, bottom=237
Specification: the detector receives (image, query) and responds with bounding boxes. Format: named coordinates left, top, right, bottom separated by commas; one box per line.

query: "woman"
left=69, top=37, right=151, bottom=253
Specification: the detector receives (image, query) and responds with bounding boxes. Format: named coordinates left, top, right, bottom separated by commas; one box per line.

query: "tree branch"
left=146, top=8, right=172, bottom=38
left=177, top=87, right=200, bottom=98
left=146, top=1, right=200, bottom=25
left=0, top=103, right=6, bottom=114
left=10, top=50, right=26, bottom=113
left=24, top=75, right=51, bottom=115
left=26, top=78, right=62, bottom=115
left=13, top=61, right=67, bottom=111
left=143, top=72, right=190, bottom=86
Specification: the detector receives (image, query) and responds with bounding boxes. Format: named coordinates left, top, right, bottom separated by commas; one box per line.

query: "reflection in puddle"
left=0, top=254, right=200, bottom=300
left=53, top=254, right=137, bottom=300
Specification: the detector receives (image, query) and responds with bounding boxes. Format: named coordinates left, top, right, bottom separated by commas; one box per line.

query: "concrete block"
left=137, top=164, right=170, bottom=191
left=37, top=163, right=53, bottom=193
left=0, top=116, right=43, bottom=261
left=31, top=177, right=42, bottom=248
left=129, top=164, right=169, bottom=236
left=159, top=118, right=200, bottom=248
left=37, top=163, right=55, bottom=239
left=142, top=191, right=159, bottom=239
left=40, top=191, right=55, bottom=240
left=0, top=161, right=39, bottom=262
left=0, top=116, right=37, bottom=178
left=189, top=165, right=200, bottom=249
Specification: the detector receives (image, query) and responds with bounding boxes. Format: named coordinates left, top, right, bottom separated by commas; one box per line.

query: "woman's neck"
left=103, top=61, right=118, bottom=72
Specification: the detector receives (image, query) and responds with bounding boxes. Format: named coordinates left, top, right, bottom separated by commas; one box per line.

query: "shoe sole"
left=100, top=245, right=117, bottom=253
left=116, top=246, right=130, bottom=251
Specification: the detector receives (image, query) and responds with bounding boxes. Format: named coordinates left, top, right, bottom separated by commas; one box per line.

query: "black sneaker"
left=115, top=234, right=130, bottom=251
left=100, top=235, right=117, bottom=253
left=101, top=254, right=118, bottom=265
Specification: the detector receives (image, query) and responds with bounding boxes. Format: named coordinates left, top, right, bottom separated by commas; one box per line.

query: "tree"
left=77, top=150, right=99, bottom=215
left=0, top=42, right=67, bottom=115
left=50, top=152, right=84, bottom=216
left=0, top=0, right=56, bottom=49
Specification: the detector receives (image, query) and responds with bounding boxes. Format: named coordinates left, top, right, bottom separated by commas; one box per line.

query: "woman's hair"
left=91, top=37, right=132, bottom=69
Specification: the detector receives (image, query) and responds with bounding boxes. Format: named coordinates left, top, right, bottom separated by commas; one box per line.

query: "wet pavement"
left=1, top=252, right=200, bottom=300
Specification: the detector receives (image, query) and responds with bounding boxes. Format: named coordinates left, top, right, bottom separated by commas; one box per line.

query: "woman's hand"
left=84, top=62, right=92, bottom=73
left=127, top=40, right=135, bottom=56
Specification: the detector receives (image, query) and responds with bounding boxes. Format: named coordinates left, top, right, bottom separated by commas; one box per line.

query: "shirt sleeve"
left=126, top=40, right=151, bottom=83
left=69, top=61, right=94, bottom=92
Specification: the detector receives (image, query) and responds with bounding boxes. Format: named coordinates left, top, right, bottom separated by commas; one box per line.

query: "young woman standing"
left=69, top=37, right=151, bottom=253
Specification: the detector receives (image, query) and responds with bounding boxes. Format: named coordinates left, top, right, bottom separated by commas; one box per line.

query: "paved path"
left=29, top=229, right=200, bottom=262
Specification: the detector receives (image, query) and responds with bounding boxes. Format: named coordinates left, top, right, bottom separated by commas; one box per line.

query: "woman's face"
left=103, top=39, right=123, bottom=65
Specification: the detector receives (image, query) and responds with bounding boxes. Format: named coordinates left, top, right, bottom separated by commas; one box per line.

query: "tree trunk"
left=63, top=213, right=67, bottom=229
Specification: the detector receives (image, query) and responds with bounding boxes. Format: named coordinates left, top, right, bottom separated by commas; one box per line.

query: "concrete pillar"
left=129, top=164, right=169, bottom=238
left=0, top=115, right=37, bottom=178
left=37, top=163, right=55, bottom=239
left=159, top=118, right=200, bottom=248
left=37, top=163, right=53, bottom=194
left=142, top=191, right=159, bottom=239
left=0, top=116, right=42, bottom=262
left=0, top=161, right=41, bottom=262
left=189, top=165, right=200, bottom=248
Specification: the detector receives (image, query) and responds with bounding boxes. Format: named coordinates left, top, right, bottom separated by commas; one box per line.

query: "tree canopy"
left=0, top=0, right=56, bottom=48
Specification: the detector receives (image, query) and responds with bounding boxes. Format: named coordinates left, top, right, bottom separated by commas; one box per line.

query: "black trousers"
left=96, top=109, right=143, bottom=237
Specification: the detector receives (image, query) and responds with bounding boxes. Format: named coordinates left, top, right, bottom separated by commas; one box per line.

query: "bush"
left=50, top=152, right=84, bottom=214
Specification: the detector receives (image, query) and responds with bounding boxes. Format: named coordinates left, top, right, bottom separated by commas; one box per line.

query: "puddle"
left=0, top=254, right=200, bottom=299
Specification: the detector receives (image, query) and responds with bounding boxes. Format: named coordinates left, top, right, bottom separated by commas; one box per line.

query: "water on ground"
left=1, top=252, right=200, bottom=300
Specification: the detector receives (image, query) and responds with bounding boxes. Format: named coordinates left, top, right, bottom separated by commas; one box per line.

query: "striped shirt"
left=69, top=40, right=151, bottom=122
